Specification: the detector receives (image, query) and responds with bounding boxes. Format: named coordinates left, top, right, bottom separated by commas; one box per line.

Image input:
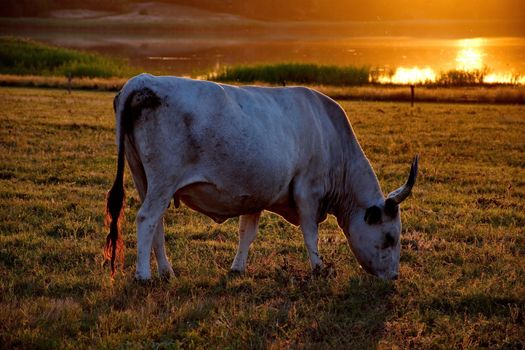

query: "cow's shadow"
left=109, top=266, right=396, bottom=348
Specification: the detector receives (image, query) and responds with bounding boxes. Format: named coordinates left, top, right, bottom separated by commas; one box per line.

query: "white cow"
left=104, top=73, right=418, bottom=281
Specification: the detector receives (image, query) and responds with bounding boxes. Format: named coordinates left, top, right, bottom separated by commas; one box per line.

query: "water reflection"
left=378, top=67, right=436, bottom=84
left=455, top=38, right=485, bottom=71
left=378, top=37, right=524, bottom=84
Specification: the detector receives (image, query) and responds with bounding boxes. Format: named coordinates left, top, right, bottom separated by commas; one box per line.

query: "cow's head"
left=347, top=155, right=419, bottom=280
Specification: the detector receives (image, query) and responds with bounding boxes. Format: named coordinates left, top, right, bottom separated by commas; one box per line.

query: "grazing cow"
left=104, top=73, right=418, bottom=281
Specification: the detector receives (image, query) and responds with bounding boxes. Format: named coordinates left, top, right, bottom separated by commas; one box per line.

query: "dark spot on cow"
left=382, top=232, right=397, bottom=249
left=131, top=87, right=161, bottom=111
left=181, top=113, right=201, bottom=163
left=182, top=113, right=193, bottom=128
left=364, top=205, right=382, bottom=225
left=187, top=149, right=200, bottom=164
left=123, top=87, right=162, bottom=130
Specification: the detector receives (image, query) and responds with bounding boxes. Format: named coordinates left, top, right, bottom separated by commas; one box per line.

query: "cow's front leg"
left=135, top=193, right=170, bottom=281
left=153, top=217, right=174, bottom=279
left=230, top=212, right=261, bottom=273
left=300, top=219, right=322, bottom=272
left=294, top=186, right=323, bottom=272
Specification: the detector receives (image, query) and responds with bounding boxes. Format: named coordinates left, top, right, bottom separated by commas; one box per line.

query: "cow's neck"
left=332, top=137, right=384, bottom=233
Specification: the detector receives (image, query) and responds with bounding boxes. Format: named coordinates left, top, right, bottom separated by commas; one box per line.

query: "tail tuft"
left=104, top=177, right=125, bottom=277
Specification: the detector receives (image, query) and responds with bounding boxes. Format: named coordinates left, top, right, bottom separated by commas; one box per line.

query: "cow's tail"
left=104, top=92, right=128, bottom=277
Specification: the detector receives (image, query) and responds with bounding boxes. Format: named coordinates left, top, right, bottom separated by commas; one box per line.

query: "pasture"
left=0, top=86, right=524, bottom=348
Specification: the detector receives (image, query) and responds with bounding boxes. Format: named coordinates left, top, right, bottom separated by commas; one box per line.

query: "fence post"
left=410, top=84, right=415, bottom=107
left=67, top=72, right=72, bottom=94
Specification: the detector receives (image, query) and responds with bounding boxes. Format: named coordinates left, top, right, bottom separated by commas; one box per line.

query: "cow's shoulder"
left=294, top=87, right=354, bottom=137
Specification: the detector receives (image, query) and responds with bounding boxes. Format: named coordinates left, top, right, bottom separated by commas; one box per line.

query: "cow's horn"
left=386, top=155, right=419, bottom=205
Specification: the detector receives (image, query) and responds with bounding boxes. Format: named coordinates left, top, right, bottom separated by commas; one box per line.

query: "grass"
left=314, top=84, right=525, bottom=104
left=0, top=74, right=128, bottom=91
left=212, top=63, right=371, bottom=86
left=0, top=36, right=137, bottom=78
left=2, top=73, right=525, bottom=104
left=0, top=86, right=524, bottom=348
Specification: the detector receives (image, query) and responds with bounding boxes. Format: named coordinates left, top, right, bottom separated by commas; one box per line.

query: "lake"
left=2, top=4, right=525, bottom=84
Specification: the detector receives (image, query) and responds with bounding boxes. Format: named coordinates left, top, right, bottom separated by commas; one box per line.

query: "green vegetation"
left=1, top=87, right=524, bottom=348
left=0, top=36, right=136, bottom=78
left=213, top=63, right=370, bottom=86
left=213, top=63, right=525, bottom=87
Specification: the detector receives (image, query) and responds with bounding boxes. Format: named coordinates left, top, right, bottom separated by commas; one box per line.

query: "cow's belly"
left=175, top=181, right=273, bottom=223
left=175, top=180, right=300, bottom=225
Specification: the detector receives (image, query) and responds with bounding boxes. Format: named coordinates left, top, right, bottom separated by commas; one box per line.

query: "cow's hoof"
left=158, top=266, right=175, bottom=281
left=311, top=264, right=335, bottom=279
left=134, top=271, right=152, bottom=282
left=228, top=269, right=245, bottom=276
left=311, top=264, right=325, bottom=277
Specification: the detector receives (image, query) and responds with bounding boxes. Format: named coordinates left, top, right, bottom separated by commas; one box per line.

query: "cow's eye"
left=364, top=206, right=381, bottom=225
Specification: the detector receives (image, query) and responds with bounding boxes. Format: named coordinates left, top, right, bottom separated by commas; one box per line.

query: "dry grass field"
left=0, top=86, right=524, bottom=348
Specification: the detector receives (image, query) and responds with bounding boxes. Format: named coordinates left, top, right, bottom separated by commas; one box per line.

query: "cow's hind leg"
left=127, top=144, right=174, bottom=279
left=153, top=217, right=175, bottom=279
left=135, top=190, right=172, bottom=281
left=230, top=212, right=261, bottom=273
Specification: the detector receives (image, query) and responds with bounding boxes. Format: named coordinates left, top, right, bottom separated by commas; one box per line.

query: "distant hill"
left=2, top=0, right=524, bottom=22
left=0, top=0, right=127, bottom=17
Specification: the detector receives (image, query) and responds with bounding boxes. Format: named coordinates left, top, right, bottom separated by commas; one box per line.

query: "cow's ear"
left=364, top=205, right=381, bottom=225
left=384, top=197, right=399, bottom=217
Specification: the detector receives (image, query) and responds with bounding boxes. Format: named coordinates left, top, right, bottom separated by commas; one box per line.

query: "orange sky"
left=293, top=0, right=525, bottom=21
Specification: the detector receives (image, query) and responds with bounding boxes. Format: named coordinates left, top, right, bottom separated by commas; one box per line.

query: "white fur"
left=115, top=74, right=409, bottom=280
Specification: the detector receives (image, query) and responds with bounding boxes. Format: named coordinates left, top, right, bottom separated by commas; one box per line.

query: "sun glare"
left=484, top=73, right=525, bottom=85
left=376, top=37, right=524, bottom=85
left=379, top=67, right=436, bottom=84
left=455, top=38, right=485, bottom=71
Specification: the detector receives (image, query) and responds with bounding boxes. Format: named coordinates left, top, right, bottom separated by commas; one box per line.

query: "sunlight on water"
left=378, top=67, right=436, bottom=84
left=377, top=37, right=524, bottom=85
left=484, top=73, right=525, bottom=84
left=455, top=38, right=485, bottom=71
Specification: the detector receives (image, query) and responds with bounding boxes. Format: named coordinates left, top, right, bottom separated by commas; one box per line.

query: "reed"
left=436, top=69, right=487, bottom=86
